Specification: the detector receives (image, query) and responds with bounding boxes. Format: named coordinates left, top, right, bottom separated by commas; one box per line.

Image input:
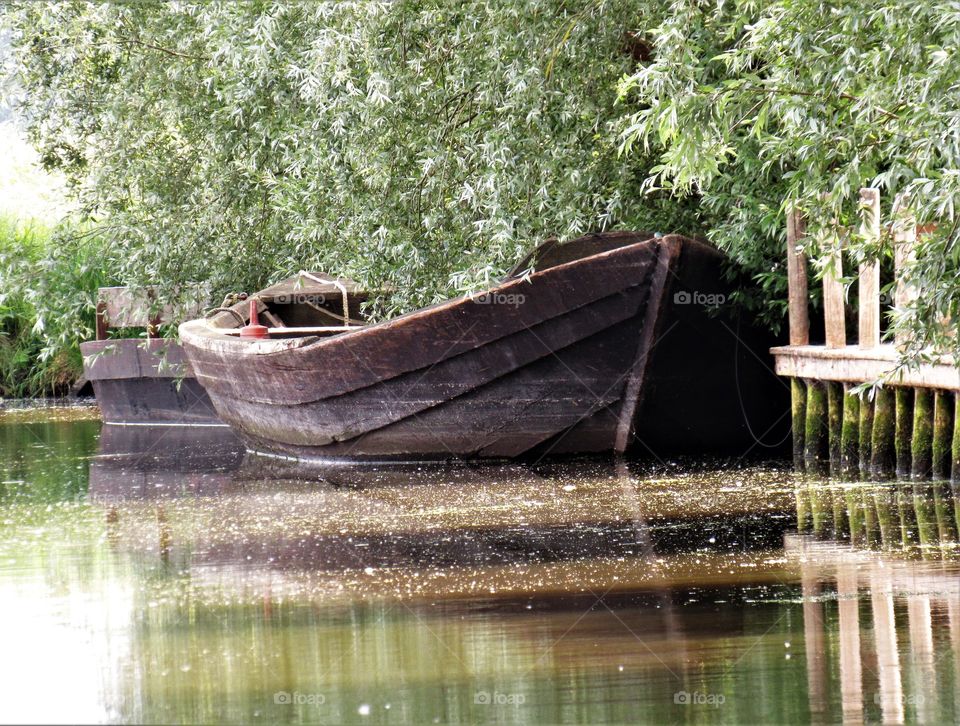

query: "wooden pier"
left=771, top=188, right=959, bottom=480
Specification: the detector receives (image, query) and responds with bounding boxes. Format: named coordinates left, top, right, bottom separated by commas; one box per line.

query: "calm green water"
left=1, top=408, right=958, bottom=725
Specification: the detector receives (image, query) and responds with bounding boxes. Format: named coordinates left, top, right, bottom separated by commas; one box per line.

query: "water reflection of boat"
left=181, top=232, right=787, bottom=461
left=88, top=424, right=245, bottom=502
left=93, top=453, right=800, bottom=600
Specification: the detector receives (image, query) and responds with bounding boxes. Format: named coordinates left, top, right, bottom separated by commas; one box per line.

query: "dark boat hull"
left=80, top=338, right=221, bottom=425
left=180, top=233, right=788, bottom=460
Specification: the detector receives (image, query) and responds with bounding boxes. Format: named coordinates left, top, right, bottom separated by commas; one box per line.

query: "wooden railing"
left=771, top=188, right=960, bottom=480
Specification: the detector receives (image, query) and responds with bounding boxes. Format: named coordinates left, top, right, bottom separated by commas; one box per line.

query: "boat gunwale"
left=178, top=232, right=695, bottom=358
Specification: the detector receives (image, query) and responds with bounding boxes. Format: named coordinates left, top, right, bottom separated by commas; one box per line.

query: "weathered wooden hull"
left=180, top=233, right=788, bottom=460
left=80, top=338, right=221, bottom=425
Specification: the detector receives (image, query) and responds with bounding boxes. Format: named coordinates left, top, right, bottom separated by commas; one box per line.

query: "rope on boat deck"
left=298, top=270, right=350, bottom=327
left=204, top=306, right=246, bottom=326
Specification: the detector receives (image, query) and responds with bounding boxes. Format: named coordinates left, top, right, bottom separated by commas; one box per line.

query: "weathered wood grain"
left=181, top=233, right=787, bottom=460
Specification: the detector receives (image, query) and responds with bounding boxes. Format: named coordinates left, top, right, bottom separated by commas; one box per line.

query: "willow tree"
left=4, top=0, right=698, bottom=322
left=617, top=0, right=960, bottom=360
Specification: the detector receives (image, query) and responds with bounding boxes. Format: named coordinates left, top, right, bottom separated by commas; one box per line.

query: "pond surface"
left=0, top=408, right=958, bottom=724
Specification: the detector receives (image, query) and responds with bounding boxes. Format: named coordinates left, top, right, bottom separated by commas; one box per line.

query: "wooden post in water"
left=840, top=387, right=860, bottom=477
left=859, top=394, right=874, bottom=478
left=792, top=379, right=807, bottom=470
left=895, top=388, right=914, bottom=479
left=912, top=389, right=934, bottom=480
left=859, top=188, right=881, bottom=350
left=805, top=380, right=829, bottom=472
left=954, top=395, right=960, bottom=483
left=871, top=388, right=896, bottom=479
left=787, top=210, right=810, bottom=471
left=827, top=382, right=844, bottom=474
left=933, top=391, right=954, bottom=480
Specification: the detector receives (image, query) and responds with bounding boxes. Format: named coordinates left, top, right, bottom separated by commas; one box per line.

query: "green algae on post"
left=859, top=393, right=874, bottom=478
left=792, top=378, right=806, bottom=469
left=954, top=394, right=960, bottom=483
left=912, top=388, right=934, bottom=480
left=827, top=383, right=843, bottom=474
left=804, top=380, right=828, bottom=473
left=895, top=387, right=913, bottom=479
left=933, top=390, right=954, bottom=480
left=840, top=387, right=859, bottom=478
left=871, top=387, right=895, bottom=480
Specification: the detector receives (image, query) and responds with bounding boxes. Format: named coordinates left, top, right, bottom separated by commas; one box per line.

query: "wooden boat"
left=80, top=286, right=221, bottom=425
left=179, top=232, right=788, bottom=461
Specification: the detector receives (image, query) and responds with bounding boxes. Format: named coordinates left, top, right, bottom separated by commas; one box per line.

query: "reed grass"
left=0, top=216, right=112, bottom=397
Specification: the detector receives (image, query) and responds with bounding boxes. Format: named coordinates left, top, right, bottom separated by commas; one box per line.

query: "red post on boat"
left=240, top=298, right=269, bottom=339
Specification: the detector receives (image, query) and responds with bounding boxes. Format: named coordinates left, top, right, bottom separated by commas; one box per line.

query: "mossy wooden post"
left=953, top=394, right=960, bottom=483
left=786, top=209, right=809, bottom=472
left=840, top=387, right=859, bottom=478
left=792, top=378, right=807, bottom=470
left=859, top=394, right=874, bottom=479
left=895, top=388, right=914, bottom=479
left=912, top=388, right=934, bottom=480
left=932, top=390, right=954, bottom=480
left=805, top=380, right=829, bottom=473
left=827, top=382, right=844, bottom=474
left=871, top=388, right=896, bottom=480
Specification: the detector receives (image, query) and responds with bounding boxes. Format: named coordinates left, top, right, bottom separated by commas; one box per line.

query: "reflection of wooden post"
left=862, top=489, right=882, bottom=546
left=870, top=564, right=904, bottom=724
left=787, top=209, right=810, bottom=346
left=873, top=487, right=896, bottom=548
left=893, top=193, right=917, bottom=348
left=837, top=564, right=864, bottom=723
left=859, top=188, right=881, bottom=349
left=948, top=596, right=960, bottom=665
left=800, top=547, right=828, bottom=720
left=907, top=594, right=936, bottom=722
